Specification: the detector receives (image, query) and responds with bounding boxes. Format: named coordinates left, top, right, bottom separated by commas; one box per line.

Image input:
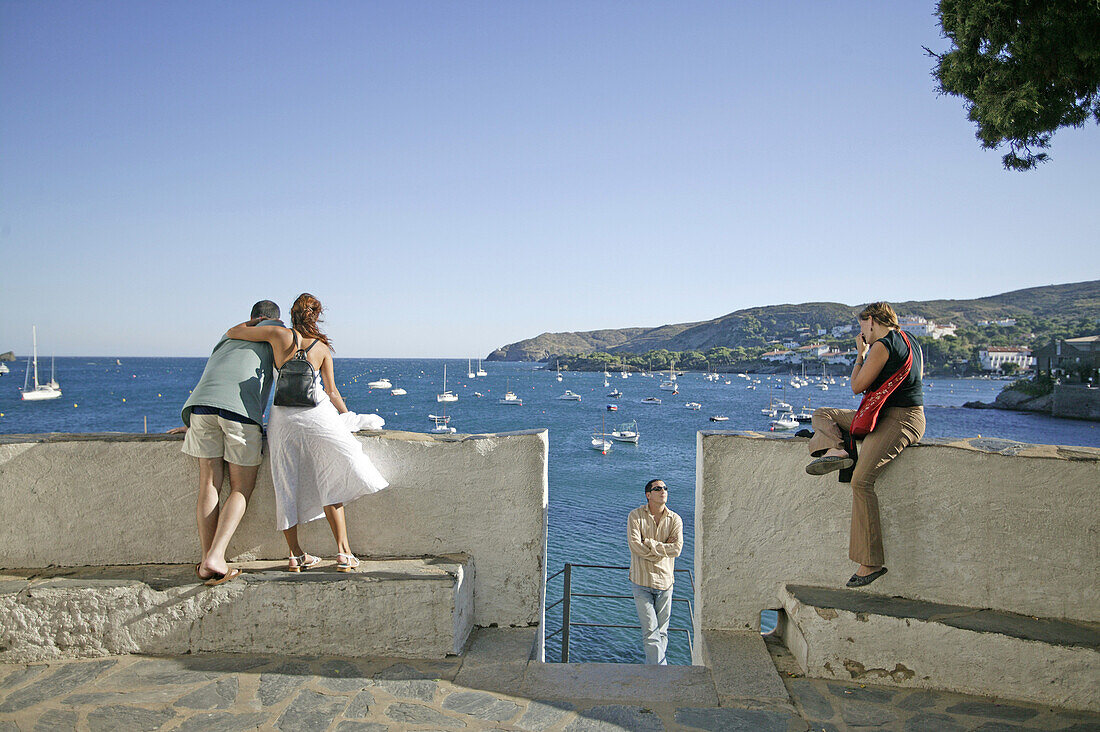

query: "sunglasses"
left=646, top=486, right=668, bottom=493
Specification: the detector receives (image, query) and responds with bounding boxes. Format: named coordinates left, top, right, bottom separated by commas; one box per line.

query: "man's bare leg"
left=196, top=458, right=225, bottom=575
left=200, top=462, right=259, bottom=577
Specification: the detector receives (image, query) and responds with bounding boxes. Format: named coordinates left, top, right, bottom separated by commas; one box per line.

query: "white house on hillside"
left=978, top=347, right=1033, bottom=372
left=899, top=315, right=957, bottom=340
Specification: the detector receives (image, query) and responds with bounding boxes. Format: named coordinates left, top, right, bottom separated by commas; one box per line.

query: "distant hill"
left=486, top=281, right=1100, bottom=361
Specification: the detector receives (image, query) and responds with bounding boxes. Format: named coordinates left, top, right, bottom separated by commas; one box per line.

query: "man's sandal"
left=287, top=554, right=322, bottom=573
left=204, top=567, right=242, bottom=586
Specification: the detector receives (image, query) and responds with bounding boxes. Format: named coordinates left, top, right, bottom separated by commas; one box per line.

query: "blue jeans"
left=631, top=581, right=673, bottom=665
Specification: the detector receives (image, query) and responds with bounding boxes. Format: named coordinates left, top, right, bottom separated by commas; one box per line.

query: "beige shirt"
left=627, top=504, right=684, bottom=591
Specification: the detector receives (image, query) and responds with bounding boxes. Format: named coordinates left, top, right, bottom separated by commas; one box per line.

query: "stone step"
left=0, top=555, right=473, bottom=663
left=778, top=583, right=1100, bottom=713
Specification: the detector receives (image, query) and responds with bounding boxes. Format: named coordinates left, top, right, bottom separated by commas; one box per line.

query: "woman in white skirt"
left=227, top=293, right=387, bottom=571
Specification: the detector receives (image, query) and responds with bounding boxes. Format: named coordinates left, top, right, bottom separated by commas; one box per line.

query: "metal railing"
left=545, top=563, right=695, bottom=663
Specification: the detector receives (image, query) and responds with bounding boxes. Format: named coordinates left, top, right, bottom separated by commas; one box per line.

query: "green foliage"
left=931, top=0, right=1100, bottom=170
left=1006, top=373, right=1055, bottom=397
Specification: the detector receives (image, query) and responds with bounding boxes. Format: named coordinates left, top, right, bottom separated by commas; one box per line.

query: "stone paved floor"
left=1, top=636, right=1096, bottom=731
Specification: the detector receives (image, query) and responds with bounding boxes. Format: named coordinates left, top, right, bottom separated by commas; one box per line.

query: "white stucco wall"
left=695, top=432, right=1100, bottom=632
left=0, top=429, right=548, bottom=630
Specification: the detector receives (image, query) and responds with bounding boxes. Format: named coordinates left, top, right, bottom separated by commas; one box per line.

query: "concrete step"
left=0, top=555, right=473, bottom=663
left=778, top=583, right=1100, bottom=713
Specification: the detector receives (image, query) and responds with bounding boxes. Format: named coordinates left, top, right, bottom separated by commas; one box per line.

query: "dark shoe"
left=846, top=567, right=887, bottom=588
left=806, top=455, right=855, bottom=476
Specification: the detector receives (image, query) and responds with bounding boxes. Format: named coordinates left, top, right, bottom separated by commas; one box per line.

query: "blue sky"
left=2, top=1, right=1098, bottom=358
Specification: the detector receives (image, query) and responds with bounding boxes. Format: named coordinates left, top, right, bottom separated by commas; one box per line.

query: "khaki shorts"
left=182, top=413, right=264, bottom=466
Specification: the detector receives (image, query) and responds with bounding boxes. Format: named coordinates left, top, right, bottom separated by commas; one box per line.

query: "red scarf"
left=850, top=330, right=914, bottom=438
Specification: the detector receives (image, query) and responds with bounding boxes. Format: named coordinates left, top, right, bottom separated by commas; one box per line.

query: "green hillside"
left=486, top=281, right=1100, bottom=370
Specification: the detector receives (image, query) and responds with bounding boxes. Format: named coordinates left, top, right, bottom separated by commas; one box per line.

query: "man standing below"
left=627, top=478, right=683, bottom=665
left=173, top=300, right=282, bottom=585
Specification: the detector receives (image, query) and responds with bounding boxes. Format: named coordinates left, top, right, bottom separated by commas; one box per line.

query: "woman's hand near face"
left=855, top=333, right=869, bottom=360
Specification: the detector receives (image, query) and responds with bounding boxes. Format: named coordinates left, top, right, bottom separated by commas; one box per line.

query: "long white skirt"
left=268, top=400, right=389, bottom=531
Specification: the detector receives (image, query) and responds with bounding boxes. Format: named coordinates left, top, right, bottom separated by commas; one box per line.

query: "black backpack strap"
left=301, top=338, right=319, bottom=355
left=289, top=328, right=299, bottom=351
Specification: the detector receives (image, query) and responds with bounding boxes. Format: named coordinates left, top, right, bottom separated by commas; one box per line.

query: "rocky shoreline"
left=964, top=388, right=1053, bottom=414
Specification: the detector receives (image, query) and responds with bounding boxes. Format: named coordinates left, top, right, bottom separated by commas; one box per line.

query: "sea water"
left=2, top=358, right=1096, bottom=664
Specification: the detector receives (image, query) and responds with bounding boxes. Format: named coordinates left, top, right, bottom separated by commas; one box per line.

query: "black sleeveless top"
left=868, top=330, right=923, bottom=408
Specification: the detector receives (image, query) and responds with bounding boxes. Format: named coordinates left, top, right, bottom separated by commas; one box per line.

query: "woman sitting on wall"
left=805, top=302, right=925, bottom=588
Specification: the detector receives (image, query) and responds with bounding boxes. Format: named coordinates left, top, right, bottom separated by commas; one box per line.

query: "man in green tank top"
left=171, top=300, right=282, bottom=585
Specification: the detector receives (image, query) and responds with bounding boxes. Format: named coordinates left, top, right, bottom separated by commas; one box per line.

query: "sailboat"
left=428, top=405, right=456, bottom=434
left=476, top=359, right=487, bottom=377
left=556, top=360, right=563, bottom=382
left=0, top=362, right=8, bottom=375
left=591, top=412, right=612, bottom=453
left=436, top=364, right=458, bottom=402
left=20, top=326, right=62, bottom=401
left=468, top=359, right=476, bottom=379
left=498, top=378, right=523, bottom=405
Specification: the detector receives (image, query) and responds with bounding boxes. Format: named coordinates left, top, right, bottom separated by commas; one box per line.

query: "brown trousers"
left=807, top=406, right=925, bottom=566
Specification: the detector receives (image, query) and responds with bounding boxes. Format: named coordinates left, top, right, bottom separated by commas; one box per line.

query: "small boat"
left=685, top=402, right=702, bottom=410
left=611, top=420, right=639, bottom=444
left=474, top=391, right=483, bottom=397
left=0, top=362, right=8, bottom=375
left=603, top=378, right=610, bottom=387
left=556, top=360, right=563, bottom=382
left=390, top=388, right=407, bottom=396
left=592, top=413, right=612, bottom=453
left=709, top=415, right=729, bottom=422
left=607, top=389, right=622, bottom=398
left=476, top=359, right=487, bottom=377
left=468, top=359, right=476, bottom=379
left=770, top=414, right=799, bottom=430
left=20, top=327, right=61, bottom=401
left=659, top=365, right=678, bottom=391
left=499, top=391, right=523, bottom=405
left=641, top=396, right=662, bottom=405
left=429, top=414, right=456, bottom=434
left=558, top=390, right=582, bottom=401
left=436, top=365, right=458, bottom=403
left=367, top=378, right=392, bottom=389
left=606, top=403, right=618, bottom=411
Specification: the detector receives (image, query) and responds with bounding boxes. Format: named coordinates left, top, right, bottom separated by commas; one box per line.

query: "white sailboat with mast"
left=20, top=326, right=62, bottom=401
left=436, top=364, right=458, bottom=402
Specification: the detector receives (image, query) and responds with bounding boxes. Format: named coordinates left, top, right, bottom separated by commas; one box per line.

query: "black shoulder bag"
left=273, top=331, right=323, bottom=407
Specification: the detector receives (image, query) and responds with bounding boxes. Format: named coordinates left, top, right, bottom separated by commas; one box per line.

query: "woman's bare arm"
left=851, top=340, right=890, bottom=393
left=225, top=322, right=295, bottom=364
left=320, top=352, right=348, bottom=414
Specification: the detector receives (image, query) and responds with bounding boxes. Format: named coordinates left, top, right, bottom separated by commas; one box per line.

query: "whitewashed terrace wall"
left=695, top=432, right=1100, bottom=632
left=0, top=429, right=549, bottom=630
